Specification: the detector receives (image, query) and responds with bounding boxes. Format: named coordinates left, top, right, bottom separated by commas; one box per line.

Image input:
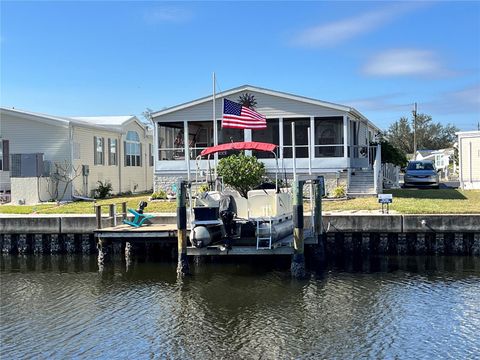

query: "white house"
left=415, top=148, right=455, bottom=179
left=151, top=85, right=382, bottom=195
left=457, top=130, right=480, bottom=190
left=0, top=107, right=153, bottom=204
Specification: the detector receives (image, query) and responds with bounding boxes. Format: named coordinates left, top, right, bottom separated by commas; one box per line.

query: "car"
left=403, top=160, right=440, bottom=188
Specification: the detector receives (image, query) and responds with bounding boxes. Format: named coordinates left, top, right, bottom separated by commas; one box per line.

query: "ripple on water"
left=1, top=256, right=480, bottom=359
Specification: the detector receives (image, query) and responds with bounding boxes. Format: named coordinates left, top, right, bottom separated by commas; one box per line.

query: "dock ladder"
left=256, top=219, right=273, bottom=249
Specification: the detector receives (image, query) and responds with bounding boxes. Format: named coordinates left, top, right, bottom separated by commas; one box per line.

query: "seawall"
left=0, top=213, right=479, bottom=256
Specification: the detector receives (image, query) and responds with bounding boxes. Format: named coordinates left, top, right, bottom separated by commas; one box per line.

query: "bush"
left=95, top=180, right=112, bottom=199
left=331, top=185, right=346, bottom=198
left=217, top=152, right=266, bottom=198
left=151, top=190, right=167, bottom=200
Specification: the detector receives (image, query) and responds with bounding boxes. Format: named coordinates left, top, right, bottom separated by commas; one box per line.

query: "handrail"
left=94, top=201, right=127, bottom=229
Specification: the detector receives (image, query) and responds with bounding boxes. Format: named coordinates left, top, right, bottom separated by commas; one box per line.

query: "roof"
left=151, top=84, right=380, bottom=131
left=0, top=107, right=145, bottom=132
left=70, top=116, right=135, bottom=126
left=456, top=130, right=480, bottom=137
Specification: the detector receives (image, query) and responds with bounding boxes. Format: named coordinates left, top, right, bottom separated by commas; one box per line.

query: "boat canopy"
left=200, top=141, right=277, bottom=157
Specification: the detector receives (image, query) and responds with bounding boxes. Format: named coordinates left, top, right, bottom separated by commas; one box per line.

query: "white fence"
left=382, top=163, right=400, bottom=189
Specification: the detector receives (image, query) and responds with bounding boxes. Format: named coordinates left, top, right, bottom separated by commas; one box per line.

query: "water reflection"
left=1, top=255, right=479, bottom=359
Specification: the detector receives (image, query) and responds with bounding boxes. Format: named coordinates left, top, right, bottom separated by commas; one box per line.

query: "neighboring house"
left=415, top=148, right=454, bottom=179
left=0, top=107, right=153, bottom=204
left=457, top=131, right=480, bottom=190
left=150, top=85, right=382, bottom=195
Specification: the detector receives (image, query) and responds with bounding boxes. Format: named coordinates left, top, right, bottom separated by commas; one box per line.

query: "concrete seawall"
left=1, top=213, right=479, bottom=256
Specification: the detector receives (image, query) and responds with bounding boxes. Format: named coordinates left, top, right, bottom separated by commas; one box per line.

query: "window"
left=314, top=117, right=344, bottom=157
left=0, top=140, right=9, bottom=171
left=216, top=120, right=244, bottom=158
left=157, top=122, right=184, bottom=160
left=94, top=137, right=105, bottom=165
left=252, top=119, right=279, bottom=158
left=125, top=131, right=141, bottom=166
left=108, top=139, right=118, bottom=166
left=189, top=121, right=214, bottom=158
left=149, top=143, right=154, bottom=166
left=283, top=118, right=310, bottom=158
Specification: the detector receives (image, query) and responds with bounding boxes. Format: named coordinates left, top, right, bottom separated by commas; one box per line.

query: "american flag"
left=221, top=99, right=267, bottom=129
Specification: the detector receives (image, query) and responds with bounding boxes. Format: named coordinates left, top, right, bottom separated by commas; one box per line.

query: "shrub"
left=217, top=152, right=266, bottom=198
left=331, top=185, right=346, bottom=198
left=151, top=190, right=167, bottom=200
left=95, top=180, right=112, bottom=199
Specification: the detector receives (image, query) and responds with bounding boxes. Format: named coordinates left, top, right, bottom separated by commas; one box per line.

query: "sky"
left=1, top=1, right=479, bottom=131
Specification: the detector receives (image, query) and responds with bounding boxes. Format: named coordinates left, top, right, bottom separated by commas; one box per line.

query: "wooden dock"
left=95, top=223, right=177, bottom=242
left=95, top=223, right=316, bottom=255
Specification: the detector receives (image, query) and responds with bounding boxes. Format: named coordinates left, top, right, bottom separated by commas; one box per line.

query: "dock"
left=95, top=223, right=177, bottom=241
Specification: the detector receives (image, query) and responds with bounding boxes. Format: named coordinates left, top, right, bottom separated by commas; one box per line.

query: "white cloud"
left=144, top=7, right=192, bottom=24
left=293, top=4, right=419, bottom=47
left=362, top=49, right=451, bottom=77
left=424, top=84, right=480, bottom=114
left=342, top=93, right=412, bottom=112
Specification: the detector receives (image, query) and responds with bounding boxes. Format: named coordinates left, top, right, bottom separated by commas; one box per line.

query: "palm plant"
left=238, top=93, right=257, bottom=109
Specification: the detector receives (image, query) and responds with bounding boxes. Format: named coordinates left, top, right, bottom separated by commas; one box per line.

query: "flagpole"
left=213, top=72, right=218, bottom=178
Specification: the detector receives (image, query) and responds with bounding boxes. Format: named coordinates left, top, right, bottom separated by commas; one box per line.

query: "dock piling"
left=95, top=205, right=102, bottom=229
left=176, top=179, right=190, bottom=276
left=291, top=179, right=306, bottom=278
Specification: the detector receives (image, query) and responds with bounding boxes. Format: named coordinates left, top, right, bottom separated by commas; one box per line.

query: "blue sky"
left=1, top=1, right=479, bottom=131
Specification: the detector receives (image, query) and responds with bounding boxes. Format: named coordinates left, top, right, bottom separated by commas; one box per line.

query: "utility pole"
left=412, top=102, right=417, bottom=160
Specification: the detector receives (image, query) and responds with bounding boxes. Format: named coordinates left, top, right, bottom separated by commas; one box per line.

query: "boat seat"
left=247, top=189, right=292, bottom=218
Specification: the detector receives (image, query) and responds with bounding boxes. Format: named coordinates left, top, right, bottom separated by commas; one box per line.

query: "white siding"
left=459, top=133, right=480, bottom=189
left=72, top=121, right=153, bottom=196
left=1, top=113, right=70, bottom=163
left=154, top=90, right=345, bottom=122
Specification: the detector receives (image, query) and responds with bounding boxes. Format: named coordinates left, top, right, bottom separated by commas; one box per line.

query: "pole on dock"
left=313, top=176, right=325, bottom=264
left=176, top=179, right=190, bottom=276
left=109, top=204, right=116, bottom=227
left=95, top=205, right=102, bottom=229
left=291, top=179, right=306, bottom=278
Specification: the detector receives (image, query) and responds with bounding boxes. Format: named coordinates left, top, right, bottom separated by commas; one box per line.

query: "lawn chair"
left=123, top=201, right=155, bottom=227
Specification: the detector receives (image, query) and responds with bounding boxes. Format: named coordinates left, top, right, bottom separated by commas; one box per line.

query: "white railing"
left=382, top=163, right=400, bottom=189
left=373, top=144, right=382, bottom=194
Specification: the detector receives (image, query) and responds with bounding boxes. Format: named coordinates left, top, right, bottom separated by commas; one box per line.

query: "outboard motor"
left=219, top=195, right=236, bottom=249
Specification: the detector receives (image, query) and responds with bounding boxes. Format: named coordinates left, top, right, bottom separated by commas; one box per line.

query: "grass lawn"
left=322, top=189, right=480, bottom=214
left=0, top=189, right=479, bottom=215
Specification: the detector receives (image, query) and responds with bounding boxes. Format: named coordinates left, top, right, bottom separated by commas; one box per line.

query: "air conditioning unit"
left=10, top=153, right=44, bottom=178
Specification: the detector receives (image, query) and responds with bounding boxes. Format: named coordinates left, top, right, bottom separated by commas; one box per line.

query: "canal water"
left=1, top=255, right=479, bottom=359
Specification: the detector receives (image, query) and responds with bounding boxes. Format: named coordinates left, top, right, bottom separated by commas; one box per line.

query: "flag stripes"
left=221, top=98, right=267, bottom=129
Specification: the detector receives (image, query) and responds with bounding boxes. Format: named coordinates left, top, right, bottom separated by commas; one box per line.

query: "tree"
left=46, top=160, right=81, bottom=201
left=217, top=152, right=265, bottom=197
left=386, top=113, right=459, bottom=154
left=142, top=108, right=154, bottom=123
left=379, top=139, right=408, bottom=167
left=238, top=93, right=257, bottom=109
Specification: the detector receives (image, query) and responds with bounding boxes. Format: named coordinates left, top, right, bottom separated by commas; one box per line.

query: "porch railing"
left=373, top=144, right=382, bottom=194
left=382, top=163, right=400, bottom=189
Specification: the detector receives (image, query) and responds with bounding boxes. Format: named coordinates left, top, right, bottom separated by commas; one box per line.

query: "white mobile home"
left=457, top=131, right=480, bottom=190
left=151, top=85, right=381, bottom=195
left=0, top=107, right=153, bottom=204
